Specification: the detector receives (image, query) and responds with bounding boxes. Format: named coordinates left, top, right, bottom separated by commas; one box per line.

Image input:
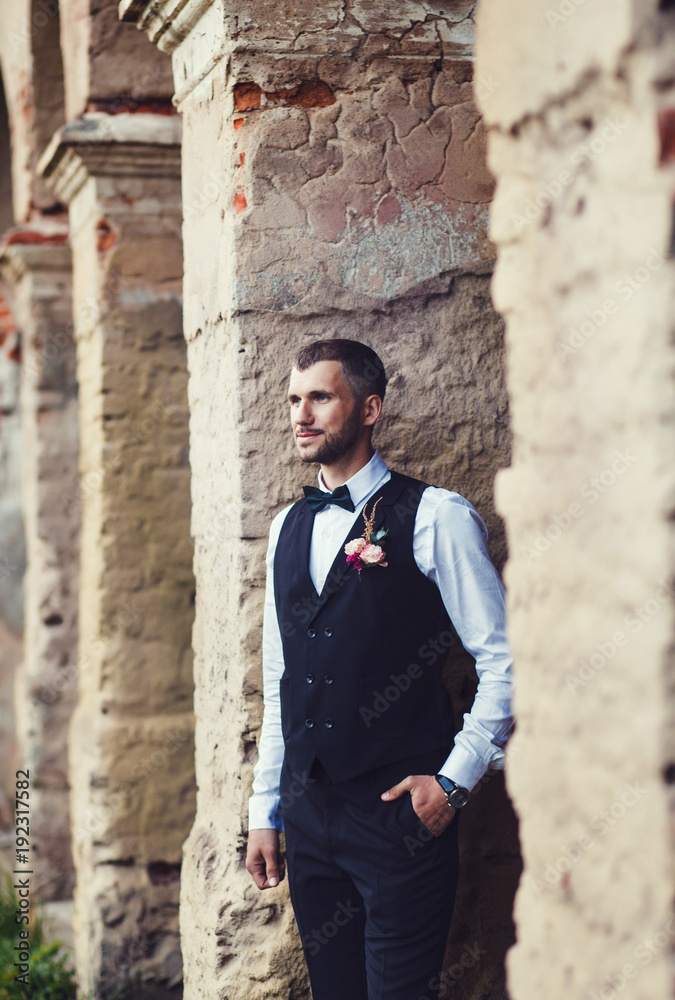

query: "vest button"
left=306, top=673, right=314, bottom=684
left=305, top=718, right=315, bottom=729
left=307, top=628, right=316, bottom=638
left=324, top=719, right=334, bottom=729
left=324, top=675, right=333, bottom=685
left=323, top=627, right=333, bottom=637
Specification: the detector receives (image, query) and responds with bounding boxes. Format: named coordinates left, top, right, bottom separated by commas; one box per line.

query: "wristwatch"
left=435, top=774, right=470, bottom=809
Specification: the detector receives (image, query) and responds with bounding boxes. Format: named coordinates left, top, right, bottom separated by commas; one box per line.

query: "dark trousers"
left=280, top=747, right=460, bottom=1000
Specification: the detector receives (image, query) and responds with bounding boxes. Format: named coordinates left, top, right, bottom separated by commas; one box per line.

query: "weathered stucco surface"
left=476, top=2, right=675, bottom=999
left=122, top=2, right=519, bottom=998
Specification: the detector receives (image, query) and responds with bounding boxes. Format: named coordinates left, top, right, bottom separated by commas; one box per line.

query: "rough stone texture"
left=40, top=113, right=196, bottom=996
left=475, top=3, right=675, bottom=999
left=124, top=3, right=519, bottom=998
left=0, top=230, right=78, bottom=901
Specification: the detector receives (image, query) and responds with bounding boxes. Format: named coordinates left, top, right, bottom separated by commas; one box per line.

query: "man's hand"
left=246, top=828, right=285, bottom=889
left=381, top=774, right=456, bottom=837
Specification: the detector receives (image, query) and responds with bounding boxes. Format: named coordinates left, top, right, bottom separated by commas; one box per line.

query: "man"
left=246, top=339, right=513, bottom=1000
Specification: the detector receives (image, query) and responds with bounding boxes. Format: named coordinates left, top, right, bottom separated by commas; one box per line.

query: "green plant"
left=0, top=869, right=76, bottom=999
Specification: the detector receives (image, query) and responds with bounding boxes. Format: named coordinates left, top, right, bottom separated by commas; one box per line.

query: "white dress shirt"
left=248, top=449, right=514, bottom=830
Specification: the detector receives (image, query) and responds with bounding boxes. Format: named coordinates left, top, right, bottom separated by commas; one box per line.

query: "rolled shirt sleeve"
left=414, top=489, right=514, bottom=792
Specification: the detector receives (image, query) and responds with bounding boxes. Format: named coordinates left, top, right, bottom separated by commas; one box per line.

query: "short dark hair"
left=294, top=339, right=387, bottom=403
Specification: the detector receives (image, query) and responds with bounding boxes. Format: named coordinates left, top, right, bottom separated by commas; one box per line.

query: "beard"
left=297, top=404, right=363, bottom=465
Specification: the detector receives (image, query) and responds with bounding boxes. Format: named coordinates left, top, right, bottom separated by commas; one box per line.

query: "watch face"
left=448, top=786, right=470, bottom=808
left=436, top=774, right=469, bottom=808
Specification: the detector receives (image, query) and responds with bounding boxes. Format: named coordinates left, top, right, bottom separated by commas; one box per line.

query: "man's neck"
left=320, top=446, right=375, bottom=492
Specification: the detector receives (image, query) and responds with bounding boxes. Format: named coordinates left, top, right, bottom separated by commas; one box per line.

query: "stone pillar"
left=476, top=3, right=675, bottom=1000
left=123, top=3, right=518, bottom=998
left=0, top=224, right=77, bottom=901
left=40, top=112, right=196, bottom=998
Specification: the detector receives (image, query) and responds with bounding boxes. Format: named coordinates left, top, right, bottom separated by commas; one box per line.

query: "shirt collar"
left=318, top=449, right=389, bottom=509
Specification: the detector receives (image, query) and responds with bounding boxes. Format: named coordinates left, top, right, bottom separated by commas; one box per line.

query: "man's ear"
left=363, top=393, right=382, bottom=426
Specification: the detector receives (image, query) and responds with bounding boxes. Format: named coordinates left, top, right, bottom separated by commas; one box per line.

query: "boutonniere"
left=344, top=497, right=389, bottom=578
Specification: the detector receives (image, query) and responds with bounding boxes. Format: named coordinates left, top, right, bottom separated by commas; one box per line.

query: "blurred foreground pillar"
left=476, top=3, right=675, bottom=999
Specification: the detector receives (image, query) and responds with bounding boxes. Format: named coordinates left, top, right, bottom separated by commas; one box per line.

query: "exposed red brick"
left=658, top=108, right=675, bottom=165
left=4, top=230, right=68, bottom=246
left=96, top=219, right=116, bottom=252
left=233, top=82, right=263, bottom=111
left=234, top=193, right=248, bottom=214
left=233, top=79, right=336, bottom=115
left=8, top=343, right=21, bottom=363
left=239, top=153, right=246, bottom=167
left=86, top=97, right=177, bottom=116
left=279, top=80, right=336, bottom=109
left=0, top=332, right=6, bottom=346
left=233, top=118, right=245, bottom=130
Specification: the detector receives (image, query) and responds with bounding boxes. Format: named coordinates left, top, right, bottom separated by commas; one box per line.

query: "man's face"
left=288, top=360, right=363, bottom=465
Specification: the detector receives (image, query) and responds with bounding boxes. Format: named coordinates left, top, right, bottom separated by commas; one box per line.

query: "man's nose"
left=295, top=400, right=313, bottom=424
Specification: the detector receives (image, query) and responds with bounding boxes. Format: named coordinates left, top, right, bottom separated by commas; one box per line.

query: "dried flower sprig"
left=362, top=497, right=382, bottom=543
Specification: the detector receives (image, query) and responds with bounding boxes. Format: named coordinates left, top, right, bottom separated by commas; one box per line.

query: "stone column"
left=40, top=112, right=196, bottom=998
left=0, top=225, right=77, bottom=901
left=476, top=3, right=675, bottom=1000
left=123, top=3, right=518, bottom=999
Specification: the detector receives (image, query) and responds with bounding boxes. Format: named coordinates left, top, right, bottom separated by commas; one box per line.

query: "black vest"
left=274, top=471, right=457, bottom=783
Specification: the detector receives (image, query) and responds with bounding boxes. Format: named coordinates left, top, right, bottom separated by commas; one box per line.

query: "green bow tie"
left=303, top=484, right=355, bottom=514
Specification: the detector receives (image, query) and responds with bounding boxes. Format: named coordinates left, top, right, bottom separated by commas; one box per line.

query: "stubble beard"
left=297, top=405, right=363, bottom=466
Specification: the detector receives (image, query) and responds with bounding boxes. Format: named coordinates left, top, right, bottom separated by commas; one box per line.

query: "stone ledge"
left=0, top=227, right=71, bottom=282
left=120, top=0, right=474, bottom=107
left=119, top=0, right=215, bottom=52
left=38, top=113, right=182, bottom=204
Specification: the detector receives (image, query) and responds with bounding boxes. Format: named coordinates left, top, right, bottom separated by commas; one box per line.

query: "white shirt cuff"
left=248, top=794, right=284, bottom=832
left=438, top=744, right=495, bottom=793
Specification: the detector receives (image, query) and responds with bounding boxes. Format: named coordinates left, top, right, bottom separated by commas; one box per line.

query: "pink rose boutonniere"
left=344, top=497, right=388, bottom=579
